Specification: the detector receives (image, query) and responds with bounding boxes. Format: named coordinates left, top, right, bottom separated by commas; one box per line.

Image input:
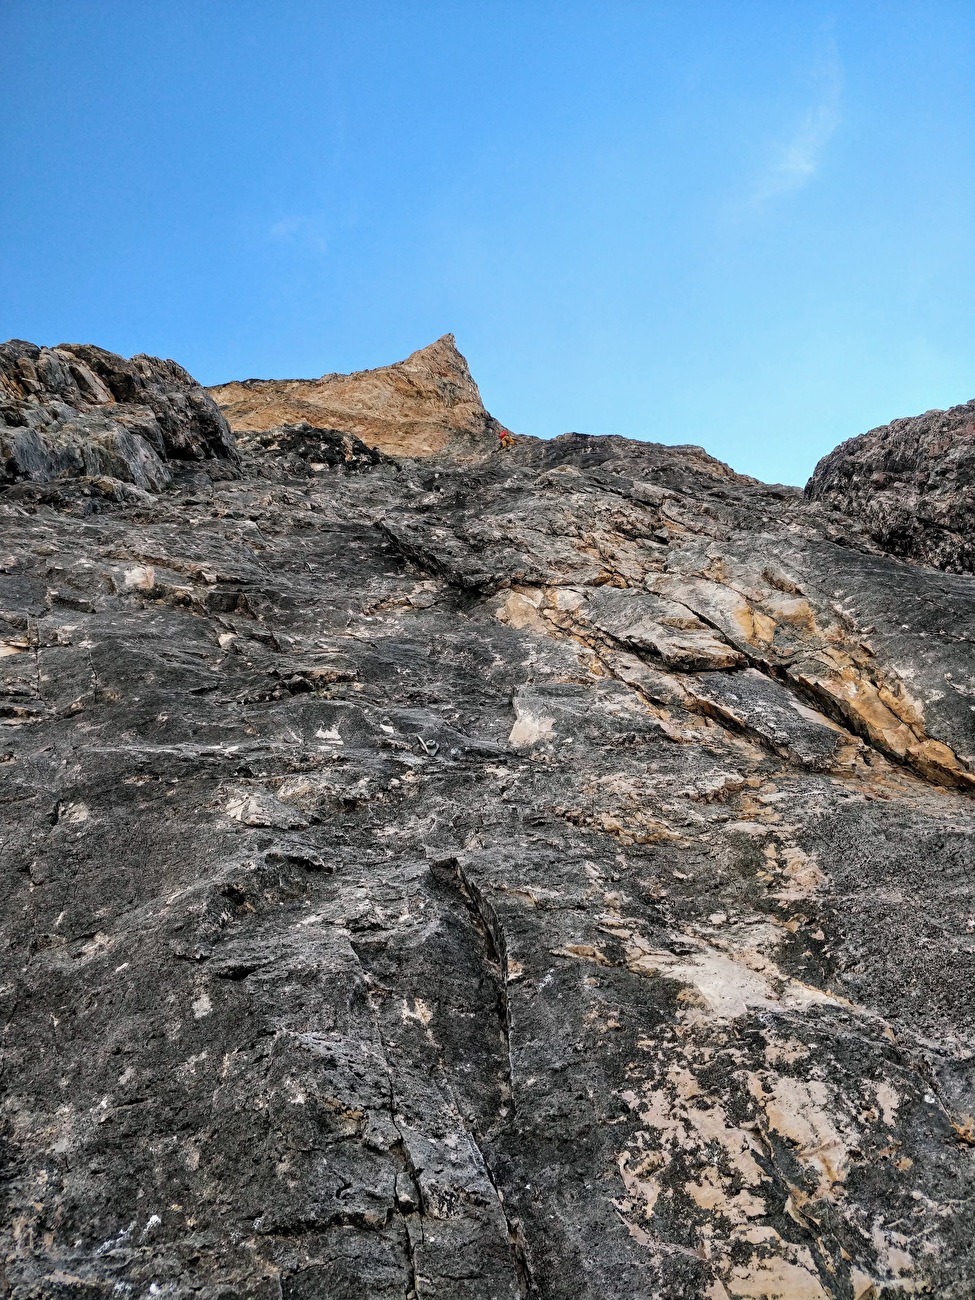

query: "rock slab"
left=1, top=345, right=975, bottom=1299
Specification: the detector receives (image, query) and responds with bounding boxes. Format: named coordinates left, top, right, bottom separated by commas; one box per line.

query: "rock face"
left=2, top=342, right=975, bottom=1299
left=806, top=397, right=975, bottom=573
left=208, top=335, right=504, bottom=460
left=0, top=340, right=237, bottom=496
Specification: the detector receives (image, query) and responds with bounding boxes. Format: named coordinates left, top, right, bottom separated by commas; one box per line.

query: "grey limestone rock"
left=806, top=397, right=975, bottom=573
left=1, top=345, right=975, bottom=1299
left=0, top=339, right=237, bottom=493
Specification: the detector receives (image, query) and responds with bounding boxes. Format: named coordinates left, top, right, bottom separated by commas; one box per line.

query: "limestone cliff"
left=2, top=341, right=975, bottom=1299
left=208, top=335, right=503, bottom=460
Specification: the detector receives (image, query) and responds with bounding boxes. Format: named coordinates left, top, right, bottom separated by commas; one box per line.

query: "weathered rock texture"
left=2, top=342, right=975, bottom=1299
left=208, top=335, right=504, bottom=460
left=806, top=398, right=975, bottom=573
left=0, top=340, right=236, bottom=495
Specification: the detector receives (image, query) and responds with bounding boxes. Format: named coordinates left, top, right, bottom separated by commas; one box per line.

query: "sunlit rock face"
left=807, top=397, right=975, bottom=573
left=2, top=339, right=975, bottom=1299
left=208, top=334, right=506, bottom=461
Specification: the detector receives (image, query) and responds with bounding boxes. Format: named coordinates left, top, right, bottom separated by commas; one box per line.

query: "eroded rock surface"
left=208, top=335, right=505, bottom=460
left=0, top=340, right=236, bottom=495
left=807, top=398, right=975, bottom=573
left=1, top=344, right=974, bottom=1299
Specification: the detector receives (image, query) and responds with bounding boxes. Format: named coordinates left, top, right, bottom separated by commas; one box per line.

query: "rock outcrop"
left=2, top=341, right=975, bottom=1299
left=806, top=397, right=975, bottom=573
left=0, top=339, right=237, bottom=496
left=208, top=334, right=504, bottom=460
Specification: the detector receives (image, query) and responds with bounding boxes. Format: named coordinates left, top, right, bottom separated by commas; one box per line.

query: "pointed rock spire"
left=208, top=335, right=501, bottom=460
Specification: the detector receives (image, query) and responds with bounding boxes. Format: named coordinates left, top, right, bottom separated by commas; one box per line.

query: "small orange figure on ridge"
left=497, top=425, right=515, bottom=450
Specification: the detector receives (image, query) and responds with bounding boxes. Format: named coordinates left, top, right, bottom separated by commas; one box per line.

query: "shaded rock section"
left=0, top=339, right=237, bottom=494
left=236, top=422, right=388, bottom=477
left=806, top=396, right=975, bottom=572
left=208, top=334, right=505, bottom=460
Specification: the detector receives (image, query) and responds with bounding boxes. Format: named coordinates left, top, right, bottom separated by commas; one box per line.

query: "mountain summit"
left=208, top=334, right=504, bottom=459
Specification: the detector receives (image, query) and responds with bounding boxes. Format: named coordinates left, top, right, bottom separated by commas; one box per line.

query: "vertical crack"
left=464, top=1125, right=538, bottom=1300
left=357, top=966, right=424, bottom=1300
left=430, top=855, right=536, bottom=1298
left=436, top=855, right=516, bottom=1110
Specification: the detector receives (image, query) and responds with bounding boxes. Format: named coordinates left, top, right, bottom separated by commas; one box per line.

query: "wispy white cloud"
left=749, top=40, right=843, bottom=206
left=268, top=214, right=328, bottom=253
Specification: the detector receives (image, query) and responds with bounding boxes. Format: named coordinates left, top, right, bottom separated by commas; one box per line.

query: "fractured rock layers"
left=1, top=343, right=975, bottom=1298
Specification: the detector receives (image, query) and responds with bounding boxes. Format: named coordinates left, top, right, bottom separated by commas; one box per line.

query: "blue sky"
left=2, top=1, right=974, bottom=484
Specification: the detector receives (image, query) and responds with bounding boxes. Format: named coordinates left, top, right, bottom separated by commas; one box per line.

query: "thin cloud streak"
left=749, top=41, right=843, bottom=206
left=267, top=214, right=328, bottom=253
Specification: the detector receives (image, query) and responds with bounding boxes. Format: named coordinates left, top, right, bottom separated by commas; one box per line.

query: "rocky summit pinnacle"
left=207, top=334, right=505, bottom=460
left=2, top=337, right=975, bottom=1299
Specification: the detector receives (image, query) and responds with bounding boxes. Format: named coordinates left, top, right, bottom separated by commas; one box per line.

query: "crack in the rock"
left=360, top=982, right=424, bottom=1300
left=653, top=588, right=975, bottom=791
left=546, top=586, right=975, bottom=793
left=452, top=857, right=517, bottom=1109
left=431, top=854, right=536, bottom=1299
left=465, top=1124, right=537, bottom=1300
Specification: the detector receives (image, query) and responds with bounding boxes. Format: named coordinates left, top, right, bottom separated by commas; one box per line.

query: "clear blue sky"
left=2, top=2, right=974, bottom=484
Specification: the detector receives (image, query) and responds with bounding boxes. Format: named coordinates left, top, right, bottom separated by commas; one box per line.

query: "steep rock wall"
left=1, top=342, right=974, bottom=1299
